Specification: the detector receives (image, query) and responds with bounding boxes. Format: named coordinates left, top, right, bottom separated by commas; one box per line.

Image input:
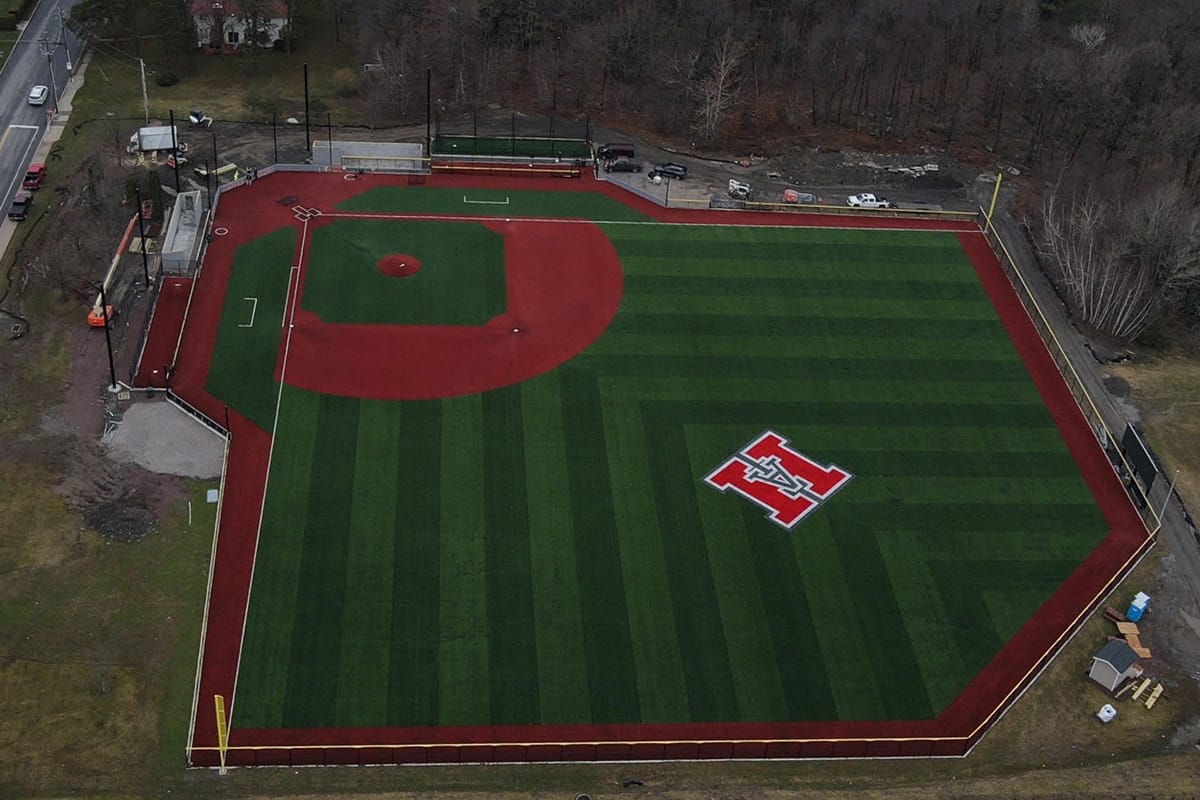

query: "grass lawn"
left=217, top=213, right=1110, bottom=732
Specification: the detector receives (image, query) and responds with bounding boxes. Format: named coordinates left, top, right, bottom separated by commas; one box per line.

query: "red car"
left=22, top=164, right=46, bottom=190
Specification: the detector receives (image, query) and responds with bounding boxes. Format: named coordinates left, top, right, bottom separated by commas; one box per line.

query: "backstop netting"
left=432, top=111, right=591, bottom=162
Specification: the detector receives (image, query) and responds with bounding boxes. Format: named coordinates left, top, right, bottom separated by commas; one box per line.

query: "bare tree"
left=687, top=29, right=744, bottom=141
left=1038, top=181, right=1200, bottom=341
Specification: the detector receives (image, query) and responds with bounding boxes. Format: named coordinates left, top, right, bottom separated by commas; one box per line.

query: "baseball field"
left=145, top=170, right=1147, bottom=765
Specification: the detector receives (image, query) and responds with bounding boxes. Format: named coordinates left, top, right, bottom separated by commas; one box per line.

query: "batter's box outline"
left=291, top=205, right=322, bottom=221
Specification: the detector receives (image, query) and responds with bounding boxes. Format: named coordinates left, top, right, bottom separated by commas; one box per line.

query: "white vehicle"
left=846, top=192, right=896, bottom=209
left=728, top=178, right=752, bottom=200
left=27, top=85, right=49, bottom=106
left=188, top=109, right=214, bottom=128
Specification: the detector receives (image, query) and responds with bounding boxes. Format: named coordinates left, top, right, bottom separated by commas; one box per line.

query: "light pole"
left=134, top=188, right=152, bottom=285
left=95, top=282, right=119, bottom=391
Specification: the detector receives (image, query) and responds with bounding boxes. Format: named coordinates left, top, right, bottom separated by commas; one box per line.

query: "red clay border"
left=173, top=168, right=1150, bottom=766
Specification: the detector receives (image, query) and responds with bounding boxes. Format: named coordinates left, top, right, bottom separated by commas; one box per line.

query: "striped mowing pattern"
left=224, top=219, right=1108, bottom=730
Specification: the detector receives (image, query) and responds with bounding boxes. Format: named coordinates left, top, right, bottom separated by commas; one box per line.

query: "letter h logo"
left=704, top=430, right=852, bottom=530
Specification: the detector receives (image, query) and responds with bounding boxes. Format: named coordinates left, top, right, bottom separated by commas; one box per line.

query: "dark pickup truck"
left=8, top=191, right=32, bottom=221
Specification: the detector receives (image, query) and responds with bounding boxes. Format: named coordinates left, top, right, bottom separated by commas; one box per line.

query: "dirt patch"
left=378, top=253, right=422, bottom=277
left=85, top=496, right=157, bottom=543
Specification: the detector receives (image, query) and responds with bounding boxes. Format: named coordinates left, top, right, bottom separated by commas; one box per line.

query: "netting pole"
left=213, top=694, right=229, bottom=774
left=303, top=62, right=311, bottom=154
left=985, top=172, right=1003, bottom=233
left=272, top=110, right=278, bottom=164
left=425, top=67, right=432, bottom=154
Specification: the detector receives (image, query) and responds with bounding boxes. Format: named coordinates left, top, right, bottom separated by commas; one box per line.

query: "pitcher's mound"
left=378, top=254, right=421, bottom=277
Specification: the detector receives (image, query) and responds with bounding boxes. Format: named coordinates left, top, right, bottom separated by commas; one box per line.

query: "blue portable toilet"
left=1127, top=591, right=1151, bottom=622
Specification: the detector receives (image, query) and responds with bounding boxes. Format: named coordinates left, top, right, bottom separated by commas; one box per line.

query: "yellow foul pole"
left=214, top=694, right=229, bottom=775
left=986, top=173, right=1004, bottom=233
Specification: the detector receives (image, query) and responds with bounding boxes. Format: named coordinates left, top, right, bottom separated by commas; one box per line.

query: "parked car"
left=846, top=192, right=896, bottom=209
left=9, top=191, right=32, bottom=221
left=22, top=164, right=47, bottom=190
left=604, top=157, right=642, bottom=173
left=648, top=162, right=688, bottom=180
left=27, top=85, right=49, bottom=106
left=782, top=189, right=818, bottom=204
left=597, top=142, right=635, bottom=160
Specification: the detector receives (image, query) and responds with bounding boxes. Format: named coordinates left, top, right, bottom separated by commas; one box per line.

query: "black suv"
left=648, top=162, right=687, bottom=180
left=604, top=157, right=642, bottom=173
left=597, top=142, right=635, bottom=160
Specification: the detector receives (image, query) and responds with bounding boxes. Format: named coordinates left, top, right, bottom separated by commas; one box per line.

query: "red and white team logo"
left=704, top=430, right=852, bottom=530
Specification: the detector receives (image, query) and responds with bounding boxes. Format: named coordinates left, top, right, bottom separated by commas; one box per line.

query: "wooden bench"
left=1144, top=684, right=1164, bottom=709
left=1130, top=678, right=1152, bottom=700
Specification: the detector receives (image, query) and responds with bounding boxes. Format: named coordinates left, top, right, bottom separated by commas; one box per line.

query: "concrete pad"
left=104, top=400, right=224, bottom=478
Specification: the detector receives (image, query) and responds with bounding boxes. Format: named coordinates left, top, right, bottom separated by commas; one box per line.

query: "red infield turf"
left=150, top=168, right=1149, bottom=766
left=285, top=217, right=623, bottom=399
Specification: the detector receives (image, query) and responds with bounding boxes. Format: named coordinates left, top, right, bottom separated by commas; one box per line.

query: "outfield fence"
left=979, top=213, right=1161, bottom=536
left=191, top=735, right=974, bottom=766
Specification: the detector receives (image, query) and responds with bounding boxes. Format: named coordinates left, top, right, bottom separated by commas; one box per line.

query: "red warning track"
left=161, top=168, right=1149, bottom=767
left=133, top=276, right=192, bottom=388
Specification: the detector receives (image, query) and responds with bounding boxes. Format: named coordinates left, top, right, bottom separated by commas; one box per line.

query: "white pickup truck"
left=846, top=192, right=896, bottom=209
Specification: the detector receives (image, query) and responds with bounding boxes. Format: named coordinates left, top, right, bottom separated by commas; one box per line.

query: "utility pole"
left=39, top=40, right=59, bottom=115
left=169, top=109, right=181, bottom=192
left=139, top=59, right=150, bottom=123
left=58, top=7, right=72, bottom=73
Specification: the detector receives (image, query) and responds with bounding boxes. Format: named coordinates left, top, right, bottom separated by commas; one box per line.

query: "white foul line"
left=229, top=215, right=311, bottom=729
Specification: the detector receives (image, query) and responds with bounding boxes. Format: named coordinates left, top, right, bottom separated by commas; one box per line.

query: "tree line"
left=70, top=0, right=1200, bottom=343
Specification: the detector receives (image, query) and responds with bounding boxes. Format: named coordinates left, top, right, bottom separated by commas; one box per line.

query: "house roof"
left=191, top=0, right=288, bottom=17
left=1094, top=639, right=1138, bottom=672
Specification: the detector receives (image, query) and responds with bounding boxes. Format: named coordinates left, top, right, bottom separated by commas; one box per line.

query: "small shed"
left=1089, top=639, right=1140, bottom=692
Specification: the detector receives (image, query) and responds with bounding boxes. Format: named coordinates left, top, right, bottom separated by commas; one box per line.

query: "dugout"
left=161, top=190, right=206, bottom=275
left=311, top=141, right=427, bottom=173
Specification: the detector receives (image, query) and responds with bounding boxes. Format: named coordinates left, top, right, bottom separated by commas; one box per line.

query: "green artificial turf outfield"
left=206, top=227, right=296, bottom=431
left=432, top=134, right=592, bottom=159
left=216, top=216, right=1110, bottom=732
left=336, top=186, right=651, bottom=221
left=303, top=219, right=507, bottom=326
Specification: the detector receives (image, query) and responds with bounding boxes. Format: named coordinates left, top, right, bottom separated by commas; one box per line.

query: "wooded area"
left=70, top=0, right=1200, bottom=343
